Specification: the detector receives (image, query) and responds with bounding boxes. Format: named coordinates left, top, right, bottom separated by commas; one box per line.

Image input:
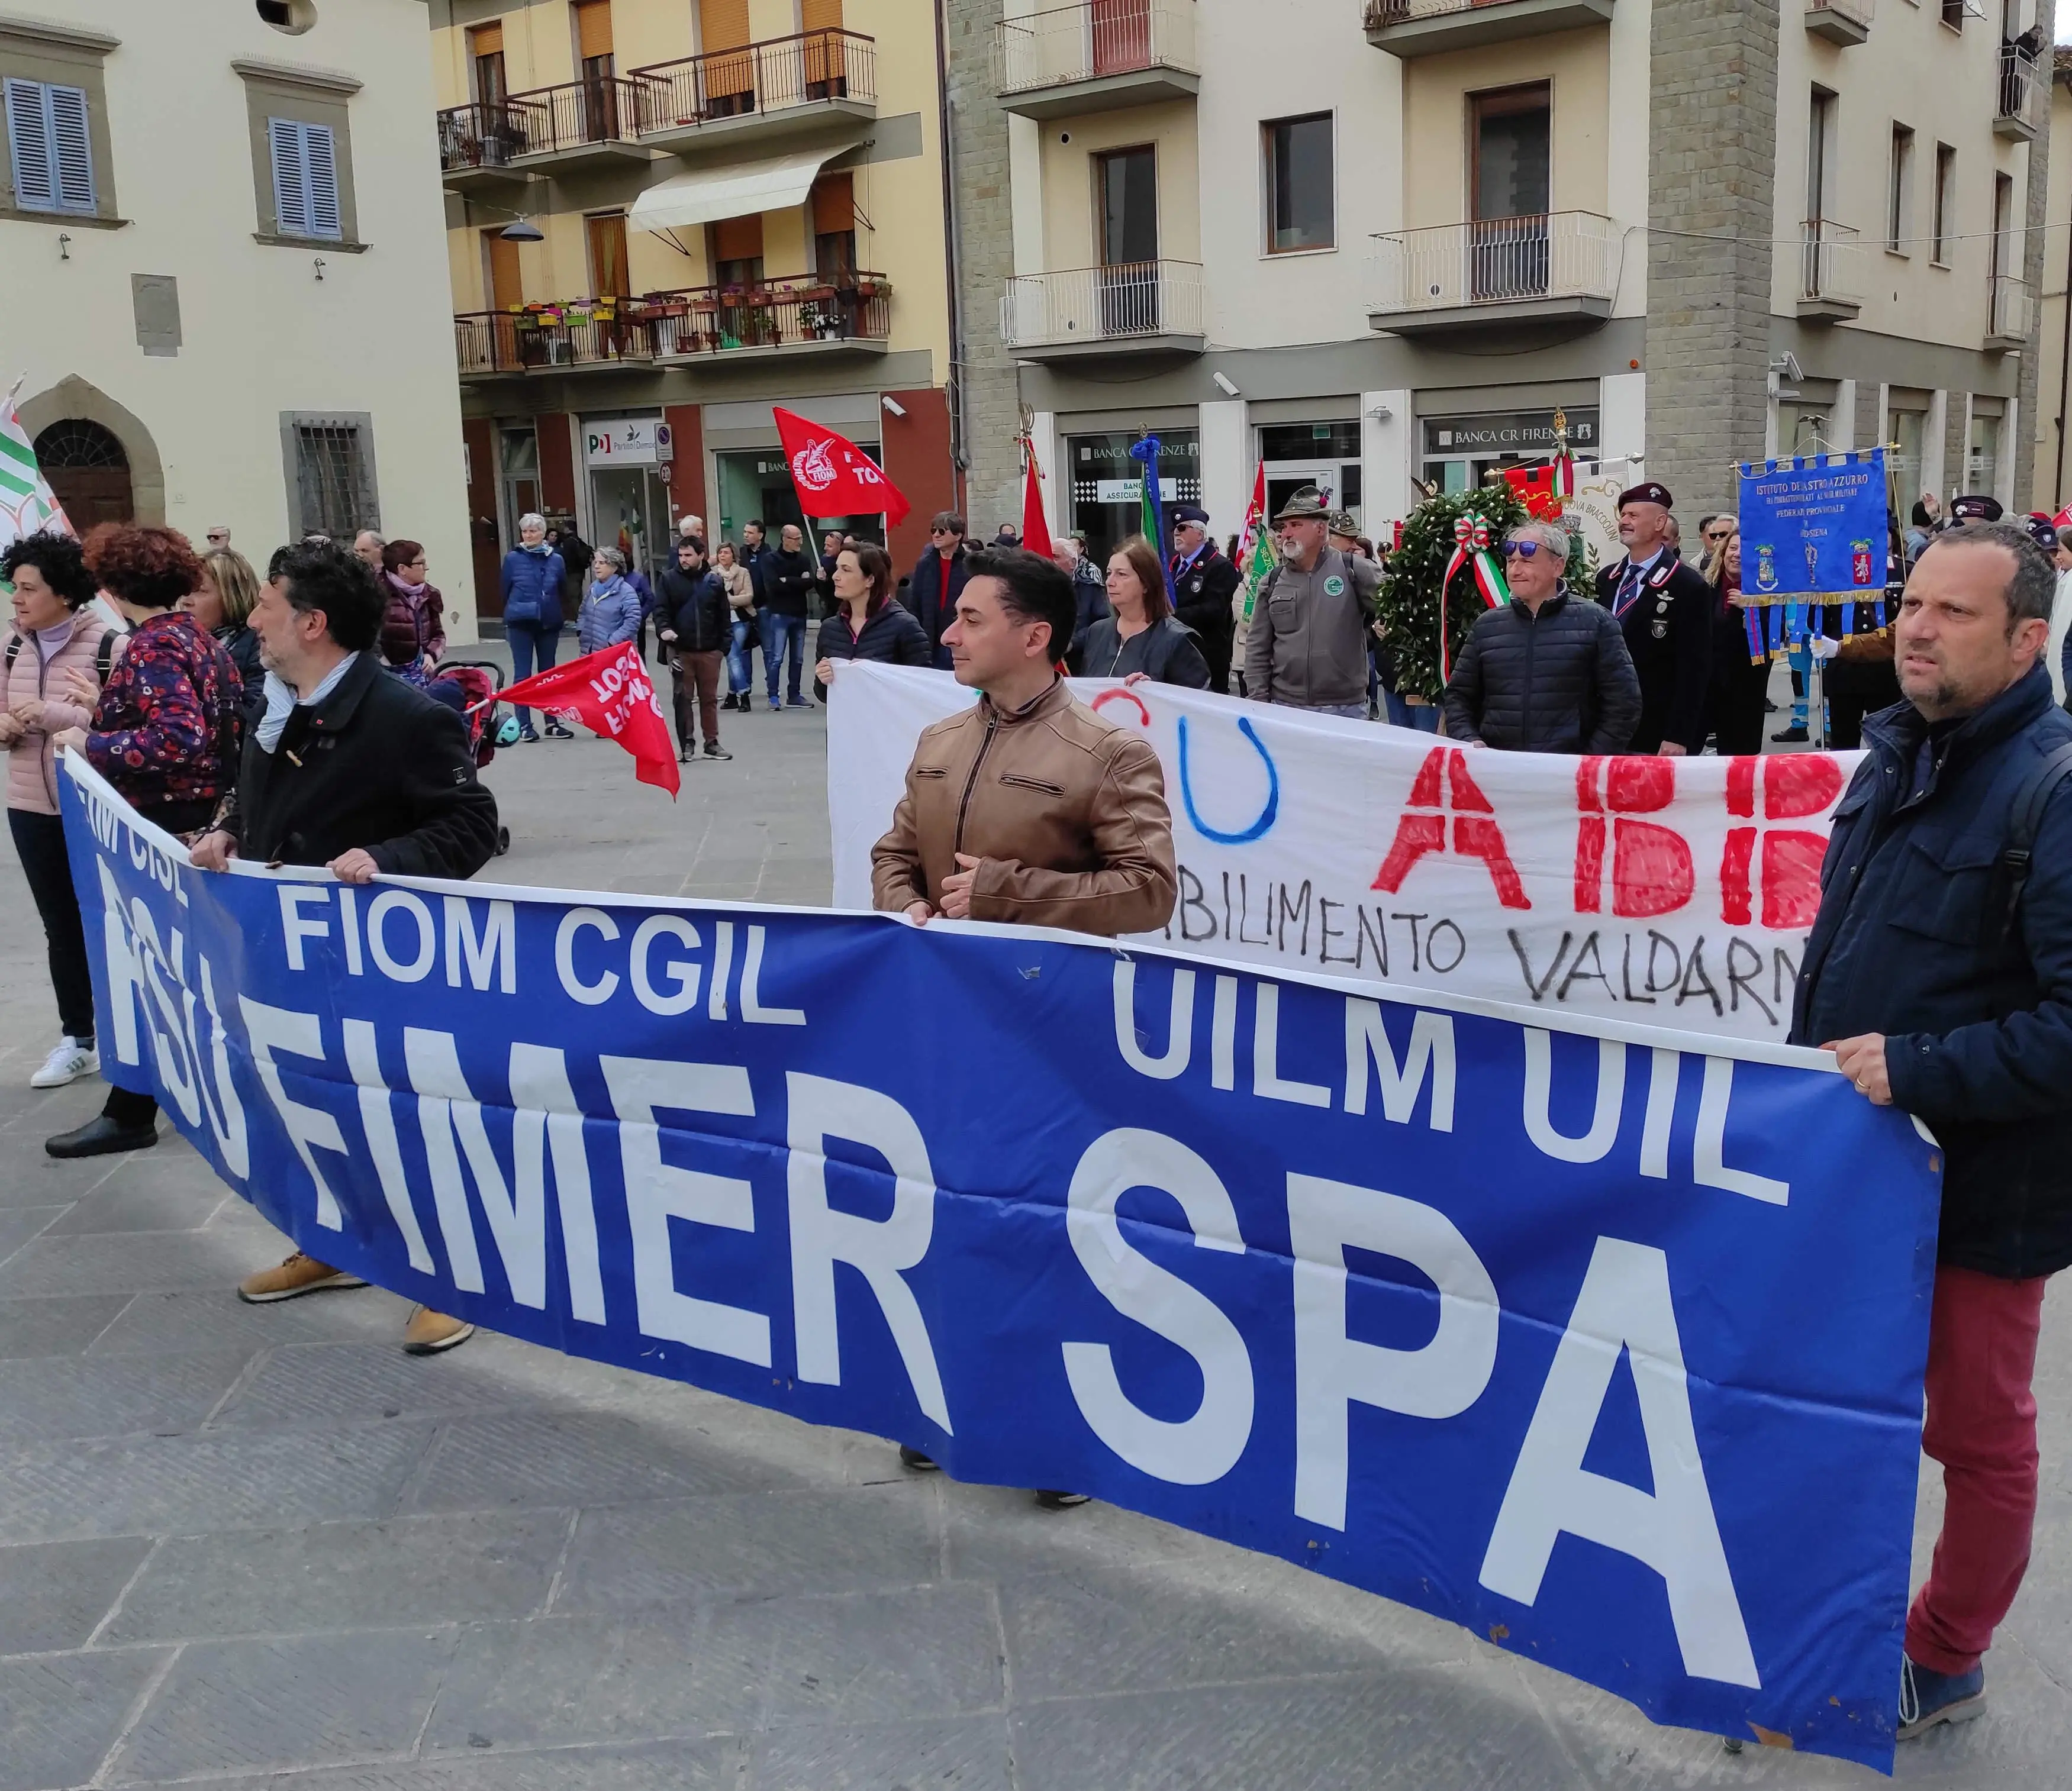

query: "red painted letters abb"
left=1721, top=755, right=1843, bottom=930
left=1372, top=747, right=1531, bottom=910
left=1574, top=756, right=1693, bottom=919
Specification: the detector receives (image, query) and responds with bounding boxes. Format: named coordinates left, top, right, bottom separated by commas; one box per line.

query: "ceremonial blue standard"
left=64, top=755, right=1939, bottom=1771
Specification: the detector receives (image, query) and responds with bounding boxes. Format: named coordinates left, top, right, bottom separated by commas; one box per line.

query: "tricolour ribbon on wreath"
left=1438, top=514, right=1510, bottom=682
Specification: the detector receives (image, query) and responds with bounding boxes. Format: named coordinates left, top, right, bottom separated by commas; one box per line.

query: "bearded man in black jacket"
left=188, top=542, right=500, bottom=1358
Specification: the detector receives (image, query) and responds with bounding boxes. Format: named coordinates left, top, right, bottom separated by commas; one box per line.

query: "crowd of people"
left=5, top=520, right=501, bottom=1356
left=8, top=475, right=2072, bottom=1744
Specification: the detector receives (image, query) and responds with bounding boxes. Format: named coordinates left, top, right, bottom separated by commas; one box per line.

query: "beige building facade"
left=2032, top=46, right=2072, bottom=514
left=942, top=0, right=2052, bottom=562
left=425, top=0, right=961, bottom=612
left=0, top=1, right=473, bottom=627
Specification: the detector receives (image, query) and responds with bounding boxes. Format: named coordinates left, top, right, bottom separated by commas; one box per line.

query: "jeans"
left=727, top=615, right=754, bottom=693
left=761, top=611, right=805, bottom=705
left=9, top=807, right=94, bottom=1040
left=1907, top=1265, right=2050, bottom=1675
left=1384, top=692, right=1441, bottom=732
left=1292, top=700, right=1368, bottom=721
left=506, top=622, right=561, bottom=730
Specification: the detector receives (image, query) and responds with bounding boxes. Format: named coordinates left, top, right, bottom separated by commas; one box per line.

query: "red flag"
left=772, top=406, right=910, bottom=527
left=499, top=642, right=680, bottom=799
left=1020, top=437, right=1055, bottom=557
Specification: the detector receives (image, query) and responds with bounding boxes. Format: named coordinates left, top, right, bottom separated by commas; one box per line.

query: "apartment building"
left=0, top=1, right=471, bottom=616
left=427, top=0, right=958, bottom=618
left=944, top=0, right=2052, bottom=560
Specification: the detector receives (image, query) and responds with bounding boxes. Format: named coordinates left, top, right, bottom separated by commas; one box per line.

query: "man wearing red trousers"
left=1792, top=519, right=2072, bottom=1740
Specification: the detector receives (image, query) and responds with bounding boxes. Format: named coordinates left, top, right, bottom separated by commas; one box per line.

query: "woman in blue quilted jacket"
left=579, top=548, right=644, bottom=656
left=500, top=512, right=570, bottom=742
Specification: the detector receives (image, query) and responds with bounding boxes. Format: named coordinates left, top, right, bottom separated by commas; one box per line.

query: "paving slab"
left=0, top=1646, right=169, bottom=1791
left=0, top=1290, right=130, bottom=1358
left=0, top=1535, right=154, bottom=1653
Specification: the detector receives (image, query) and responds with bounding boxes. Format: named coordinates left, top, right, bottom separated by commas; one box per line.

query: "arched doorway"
left=35, top=419, right=132, bottom=528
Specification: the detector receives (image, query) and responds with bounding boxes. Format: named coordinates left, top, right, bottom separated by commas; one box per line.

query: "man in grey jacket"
left=1444, top=519, right=1641, bottom=752
left=1243, top=487, right=1381, bottom=717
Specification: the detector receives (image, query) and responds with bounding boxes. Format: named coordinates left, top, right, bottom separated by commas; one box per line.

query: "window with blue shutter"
left=5, top=78, right=96, bottom=215
left=267, top=117, right=342, bottom=241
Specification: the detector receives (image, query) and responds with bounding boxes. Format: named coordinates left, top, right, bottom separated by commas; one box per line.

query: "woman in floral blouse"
left=46, top=524, right=244, bottom=1161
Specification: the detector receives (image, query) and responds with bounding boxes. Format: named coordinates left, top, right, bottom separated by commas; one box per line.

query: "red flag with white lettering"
left=497, top=642, right=680, bottom=798
left=773, top=406, right=911, bottom=527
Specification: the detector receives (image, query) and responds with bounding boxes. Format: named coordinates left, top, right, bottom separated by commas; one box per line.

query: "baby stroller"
left=438, top=661, right=513, bottom=857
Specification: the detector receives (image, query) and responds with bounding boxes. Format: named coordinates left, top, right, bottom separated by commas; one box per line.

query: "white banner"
left=828, top=664, right=1864, bottom=1043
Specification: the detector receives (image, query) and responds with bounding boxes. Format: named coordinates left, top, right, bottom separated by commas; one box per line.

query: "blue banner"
left=1738, top=448, right=1890, bottom=600
left=62, top=758, right=1938, bottom=1772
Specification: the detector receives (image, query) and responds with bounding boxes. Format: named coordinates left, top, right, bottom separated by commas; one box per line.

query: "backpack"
left=4, top=628, right=118, bottom=686
left=1999, top=740, right=2072, bottom=944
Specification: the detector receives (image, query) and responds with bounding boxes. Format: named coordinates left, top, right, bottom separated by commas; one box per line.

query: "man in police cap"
left=1951, top=494, right=2006, bottom=526
left=1594, top=480, right=1712, bottom=755
left=1244, top=486, right=1381, bottom=718
left=1169, top=502, right=1238, bottom=692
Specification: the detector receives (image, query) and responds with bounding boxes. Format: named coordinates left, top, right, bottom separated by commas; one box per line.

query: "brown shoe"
left=237, top=1253, right=368, bottom=1304
left=402, top=1306, right=476, bottom=1356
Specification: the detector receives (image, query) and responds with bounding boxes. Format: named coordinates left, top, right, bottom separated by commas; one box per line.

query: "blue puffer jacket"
left=501, top=544, right=565, bottom=632
left=578, top=576, right=643, bottom=656
left=1790, top=664, right=2072, bottom=1277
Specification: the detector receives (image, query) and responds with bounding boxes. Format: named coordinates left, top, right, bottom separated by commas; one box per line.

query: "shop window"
left=1066, top=430, right=1199, bottom=566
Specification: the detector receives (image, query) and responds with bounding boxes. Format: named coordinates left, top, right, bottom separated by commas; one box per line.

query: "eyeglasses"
left=1704, top=528, right=1734, bottom=544
left=1503, top=539, right=1543, bottom=560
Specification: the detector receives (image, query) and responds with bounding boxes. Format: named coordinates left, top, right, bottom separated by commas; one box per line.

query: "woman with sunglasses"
left=1442, top=519, right=1639, bottom=753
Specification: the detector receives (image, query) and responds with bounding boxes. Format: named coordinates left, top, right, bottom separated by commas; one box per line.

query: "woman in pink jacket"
left=0, top=530, right=123, bottom=1089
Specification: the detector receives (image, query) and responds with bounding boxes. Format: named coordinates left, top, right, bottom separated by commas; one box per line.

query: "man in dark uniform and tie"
left=1169, top=502, right=1239, bottom=693
left=1594, top=480, right=1712, bottom=756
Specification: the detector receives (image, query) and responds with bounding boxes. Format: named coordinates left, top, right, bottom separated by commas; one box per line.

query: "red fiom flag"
left=772, top=406, right=911, bottom=527
left=498, top=643, right=680, bottom=799
left=1020, top=437, right=1055, bottom=557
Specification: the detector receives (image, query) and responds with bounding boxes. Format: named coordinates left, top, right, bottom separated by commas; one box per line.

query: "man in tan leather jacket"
left=871, top=546, right=1177, bottom=938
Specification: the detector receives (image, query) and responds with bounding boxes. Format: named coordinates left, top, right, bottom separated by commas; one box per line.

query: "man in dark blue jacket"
left=903, top=511, right=968, bottom=670
left=1791, top=519, right=2072, bottom=1743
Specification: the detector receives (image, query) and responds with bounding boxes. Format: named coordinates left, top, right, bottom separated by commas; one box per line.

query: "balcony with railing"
left=436, top=98, right=549, bottom=184
left=1996, top=45, right=2043, bottom=139
left=1988, top=272, right=2034, bottom=348
left=1000, top=260, right=1204, bottom=359
left=1797, top=219, right=1864, bottom=321
left=993, top=0, right=1198, bottom=118
left=633, top=29, right=875, bottom=154
left=1363, top=0, right=1614, bottom=57
left=646, top=275, right=891, bottom=360
left=438, top=76, right=650, bottom=182
left=1368, top=212, right=1619, bottom=337
left=455, top=277, right=892, bottom=379
left=1804, top=0, right=1871, bottom=45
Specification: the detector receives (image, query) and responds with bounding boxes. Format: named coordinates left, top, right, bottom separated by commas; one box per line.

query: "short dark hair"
left=277, top=541, right=385, bottom=651
left=1, top=528, right=96, bottom=609
left=745, top=518, right=765, bottom=534
left=381, top=538, right=426, bottom=576
left=266, top=544, right=292, bottom=582
left=1918, top=520, right=2058, bottom=631
left=965, top=547, right=1075, bottom=657
left=930, top=511, right=966, bottom=537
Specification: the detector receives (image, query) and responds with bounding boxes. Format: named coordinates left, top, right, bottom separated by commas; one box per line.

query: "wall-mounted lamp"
left=312, top=257, right=327, bottom=281
left=1211, top=372, right=1241, bottom=398
left=881, top=395, right=907, bottom=418
left=56, top=232, right=70, bottom=261
left=1367, top=401, right=1394, bottom=421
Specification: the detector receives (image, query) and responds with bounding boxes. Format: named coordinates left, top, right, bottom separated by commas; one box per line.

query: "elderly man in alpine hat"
left=1243, top=486, right=1381, bottom=718
left=1594, top=480, right=1712, bottom=755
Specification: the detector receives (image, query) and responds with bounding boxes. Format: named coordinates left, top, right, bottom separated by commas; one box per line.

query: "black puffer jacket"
left=1442, top=592, right=1641, bottom=752
left=1070, top=615, right=1211, bottom=688
left=814, top=601, right=931, bottom=700
left=655, top=564, right=730, bottom=654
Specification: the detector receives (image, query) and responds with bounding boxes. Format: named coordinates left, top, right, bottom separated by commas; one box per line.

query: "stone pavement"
left=1, top=696, right=2068, bottom=1790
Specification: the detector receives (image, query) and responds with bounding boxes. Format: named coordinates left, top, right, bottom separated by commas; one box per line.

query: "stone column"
left=1643, top=0, right=1781, bottom=517
left=2015, top=0, right=2056, bottom=508
left=940, top=0, right=1026, bottom=536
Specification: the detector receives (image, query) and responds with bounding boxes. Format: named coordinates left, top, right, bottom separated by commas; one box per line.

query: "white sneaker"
left=31, top=1037, right=98, bottom=1089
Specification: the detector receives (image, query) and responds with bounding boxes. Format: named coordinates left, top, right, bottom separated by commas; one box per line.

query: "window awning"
left=629, top=150, right=833, bottom=236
